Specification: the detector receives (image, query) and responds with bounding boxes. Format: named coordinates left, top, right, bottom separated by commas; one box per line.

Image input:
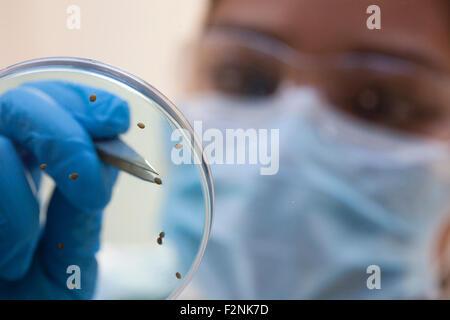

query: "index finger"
left=0, top=85, right=120, bottom=210
left=22, top=81, right=130, bottom=139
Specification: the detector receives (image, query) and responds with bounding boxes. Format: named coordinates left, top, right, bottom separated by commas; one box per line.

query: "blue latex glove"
left=0, top=81, right=130, bottom=299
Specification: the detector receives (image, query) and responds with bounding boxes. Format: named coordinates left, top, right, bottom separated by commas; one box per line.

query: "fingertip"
left=88, top=94, right=130, bottom=138
left=21, top=81, right=131, bottom=139
left=101, top=162, right=120, bottom=192
left=59, top=81, right=130, bottom=138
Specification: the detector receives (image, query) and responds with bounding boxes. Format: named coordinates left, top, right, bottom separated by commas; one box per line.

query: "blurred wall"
left=0, top=0, right=207, bottom=99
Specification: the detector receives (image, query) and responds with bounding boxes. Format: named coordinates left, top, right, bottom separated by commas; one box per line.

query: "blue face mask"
left=167, top=87, right=450, bottom=299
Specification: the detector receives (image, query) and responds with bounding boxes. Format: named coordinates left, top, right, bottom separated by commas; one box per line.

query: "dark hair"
left=207, top=0, right=450, bottom=26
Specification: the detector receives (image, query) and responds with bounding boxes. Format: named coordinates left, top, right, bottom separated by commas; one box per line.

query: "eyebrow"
left=207, top=21, right=292, bottom=47
left=206, top=21, right=449, bottom=74
left=349, top=46, right=448, bottom=74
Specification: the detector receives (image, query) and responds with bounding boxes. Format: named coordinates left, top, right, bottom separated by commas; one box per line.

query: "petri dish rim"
left=0, top=57, right=215, bottom=300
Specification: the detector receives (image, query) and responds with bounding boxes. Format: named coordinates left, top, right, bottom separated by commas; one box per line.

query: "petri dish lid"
left=0, top=57, right=214, bottom=299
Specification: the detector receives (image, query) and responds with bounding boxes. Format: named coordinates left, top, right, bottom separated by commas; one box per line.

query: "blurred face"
left=185, top=0, right=450, bottom=299
left=194, top=0, right=450, bottom=139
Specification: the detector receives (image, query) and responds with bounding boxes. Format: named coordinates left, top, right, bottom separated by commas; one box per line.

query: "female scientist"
left=0, top=0, right=449, bottom=299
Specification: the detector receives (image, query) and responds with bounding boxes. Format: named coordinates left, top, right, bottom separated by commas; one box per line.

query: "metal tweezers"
left=94, top=139, right=162, bottom=185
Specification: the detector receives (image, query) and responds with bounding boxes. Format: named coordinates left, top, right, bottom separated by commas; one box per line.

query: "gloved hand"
left=0, top=81, right=130, bottom=299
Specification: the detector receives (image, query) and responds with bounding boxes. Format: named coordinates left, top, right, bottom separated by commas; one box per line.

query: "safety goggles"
left=192, top=26, right=450, bottom=140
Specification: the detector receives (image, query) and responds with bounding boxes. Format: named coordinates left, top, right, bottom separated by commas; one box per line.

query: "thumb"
left=37, top=162, right=118, bottom=298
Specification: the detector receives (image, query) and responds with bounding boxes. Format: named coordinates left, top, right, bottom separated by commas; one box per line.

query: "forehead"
left=209, top=0, right=449, bottom=70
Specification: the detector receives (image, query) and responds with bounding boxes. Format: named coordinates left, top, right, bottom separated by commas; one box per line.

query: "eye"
left=351, top=87, right=400, bottom=121
left=348, top=85, right=439, bottom=130
left=208, top=63, right=280, bottom=98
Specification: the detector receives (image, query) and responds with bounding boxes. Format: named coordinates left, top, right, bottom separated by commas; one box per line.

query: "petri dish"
left=0, top=57, right=214, bottom=299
